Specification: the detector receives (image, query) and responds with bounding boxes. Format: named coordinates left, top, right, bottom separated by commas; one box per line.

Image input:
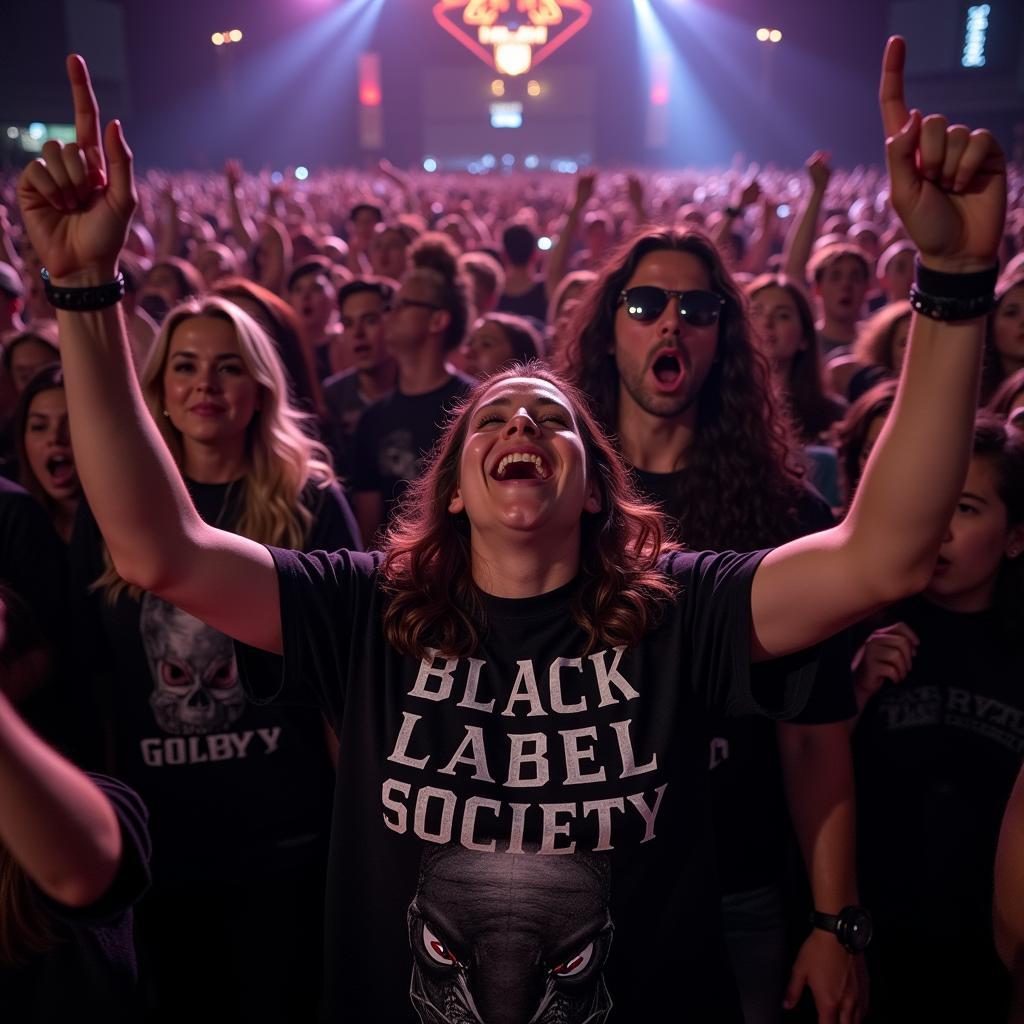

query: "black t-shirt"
left=497, top=279, right=548, bottom=323
left=69, top=478, right=358, bottom=883
left=350, top=375, right=473, bottom=526
left=236, top=546, right=819, bottom=1021
left=0, top=476, right=68, bottom=656
left=0, top=774, right=151, bottom=1024
left=855, top=596, right=1024, bottom=945
left=630, top=467, right=855, bottom=893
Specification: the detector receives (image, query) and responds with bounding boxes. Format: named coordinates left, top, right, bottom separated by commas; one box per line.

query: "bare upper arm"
left=750, top=524, right=890, bottom=661
left=150, top=523, right=283, bottom=655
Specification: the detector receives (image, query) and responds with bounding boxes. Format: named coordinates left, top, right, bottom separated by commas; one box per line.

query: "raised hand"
left=627, top=174, right=644, bottom=207
left=224, top=159, right=243, bottom=189
left=573, top=170, right=597, bottom=209
left=880, top=35, right=1005, bottom=273
left=737, top=178, right=761, bottom=209
left=16, top=55, right=136, bottom=284
left=806, top=150, right=832, bottom=192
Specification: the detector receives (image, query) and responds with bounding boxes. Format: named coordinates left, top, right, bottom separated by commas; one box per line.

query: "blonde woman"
left=69, top=296, right=359, bottom=1022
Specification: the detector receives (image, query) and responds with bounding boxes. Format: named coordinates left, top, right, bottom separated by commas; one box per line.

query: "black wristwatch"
left=810, top=905, right=873, bottom=953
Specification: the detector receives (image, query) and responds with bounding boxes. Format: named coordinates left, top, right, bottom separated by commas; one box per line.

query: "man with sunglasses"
left=350, top=233, right=475, bottom=544
left=560, top=229, right=866, bottom=1024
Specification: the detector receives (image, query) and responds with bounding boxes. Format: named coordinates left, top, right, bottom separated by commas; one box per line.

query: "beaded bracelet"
left=41, top=267, right=125, bottom=311
left=908, top=259, right=998, bottom=322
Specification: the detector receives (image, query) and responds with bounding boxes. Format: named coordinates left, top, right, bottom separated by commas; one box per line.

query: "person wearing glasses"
left=349, top=233, right=474, bottom=544
left=17, top=39, right=1004, bottom=1022
left=560, top=232, right=866, bottom=1023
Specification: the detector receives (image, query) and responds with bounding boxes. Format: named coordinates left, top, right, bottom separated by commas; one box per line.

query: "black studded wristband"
left=908, top=259, right=998, bottom=322
left=41, top=267, right=126, bottom=311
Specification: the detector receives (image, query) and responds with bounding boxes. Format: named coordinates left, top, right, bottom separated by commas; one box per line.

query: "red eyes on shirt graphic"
left=408, top=844, right=614, bottom=1024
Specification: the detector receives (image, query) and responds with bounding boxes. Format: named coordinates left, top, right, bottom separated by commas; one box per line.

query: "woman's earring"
left=162, top=409, right=170, bottom=418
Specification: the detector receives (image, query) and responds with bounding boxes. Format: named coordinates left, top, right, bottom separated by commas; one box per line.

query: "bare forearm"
left=546, top=205, right=582, bottom=295
left=55, top=287, right=201, bottom=586
left=779, top=723, right=859, bottom=912
left=0, top=691, right=120, bottom=907
left=155, top=199, right=180, bottom=258
left=782, top=187, right=825, bottom=283
left=227, top=188, right=254, bottom=252
left=846, top=310, right=982, bottom=587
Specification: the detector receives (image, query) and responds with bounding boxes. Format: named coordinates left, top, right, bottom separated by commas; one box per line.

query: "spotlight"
left=229, top=29, right=243, bottom=43
left=502, top=153, right=515, bottom=167
left=270, top=171, right=283, bottom=184
left=755, top=28, right=770, bottom=42
left=27, top=123, right=45, bottom=140
left=491, top=79, right=505, bottom=97
left=212, top=32, right=225, bottom=45
left=294, top=166, right=309, bottom=180
left=527, top=80, right=541, bottom=97
left=524, top=154, right=540, bottom=169
left=423, top=157, right=438, bottom=173
left=482, top=154, right=497, bottom=169
left=5, top=126, right=19, bottom=140
left=537, top=237, right=553, bottom=251
left=769, top=29, right=782, bottom=43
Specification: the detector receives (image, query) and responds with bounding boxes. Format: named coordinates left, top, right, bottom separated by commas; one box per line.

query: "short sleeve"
left=234, top=546, right=382, bottom=728
left=35, top=774, right=151, bottom=928
left=667, top=549, right=819, bottom=720
left=304, top=481, right=363, bottom=552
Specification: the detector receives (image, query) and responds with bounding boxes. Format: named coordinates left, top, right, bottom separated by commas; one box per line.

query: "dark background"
left=1, top=0, right=1021, bottom=172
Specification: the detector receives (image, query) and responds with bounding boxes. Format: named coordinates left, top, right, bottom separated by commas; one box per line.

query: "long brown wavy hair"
left=557, top=228, right=807, bottom=551
left=747, top=274, right=846, bottom=443
left=381, top=363, right=679, bottom=659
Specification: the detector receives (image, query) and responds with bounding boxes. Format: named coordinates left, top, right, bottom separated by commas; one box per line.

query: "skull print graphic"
left=139, top=593, right=246, bottom=735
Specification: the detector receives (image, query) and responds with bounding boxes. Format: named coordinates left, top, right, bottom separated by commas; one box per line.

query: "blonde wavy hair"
left=97, top=297, right=333, bottom=600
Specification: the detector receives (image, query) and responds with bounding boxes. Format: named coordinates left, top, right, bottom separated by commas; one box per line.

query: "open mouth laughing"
left=490, top=449, right=552, bottom=481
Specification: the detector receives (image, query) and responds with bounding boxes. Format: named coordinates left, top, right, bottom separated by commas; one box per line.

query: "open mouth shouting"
left=649, top=349, right=686, bottom=393
left=490, top=448, right=552, bottom=483
left=45, top=452, right=78, bottom=491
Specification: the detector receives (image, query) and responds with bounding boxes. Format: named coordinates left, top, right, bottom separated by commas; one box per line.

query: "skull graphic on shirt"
left=139, top=593, right=246, bottom=735
left=407, top=844, right=614, bottom=1023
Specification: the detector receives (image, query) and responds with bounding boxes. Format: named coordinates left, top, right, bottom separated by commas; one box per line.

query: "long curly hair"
left=97, top=297, right=333, bottom=601
left=381, top=363, right=679, bottom=659
left=557, top=228, right=806, bottom=551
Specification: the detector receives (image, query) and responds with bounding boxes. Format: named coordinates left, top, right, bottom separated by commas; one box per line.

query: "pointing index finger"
left=66, top=53, right=106, bottom=184
left=879, top=36, right=910, bottom=141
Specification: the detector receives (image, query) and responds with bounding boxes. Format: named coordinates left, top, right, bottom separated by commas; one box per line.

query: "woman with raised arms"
left=17, top=39, right=1005, bottom=1022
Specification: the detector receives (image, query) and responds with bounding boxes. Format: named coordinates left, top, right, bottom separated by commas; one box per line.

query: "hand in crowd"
left=224, top=158, right=243, bottom=189
left=572, top=169, right=597, bottom=209
left=880, top=35, right=1005, bottom=272
left=15, top=54, right=136, bottom=284
left=626, top=173, right=644, bottom=208
left=736, top=176, right=761, bottom=210
left=806, top=150, right=833, bottom=192
left=784, top=926, right=867, bottom=1024
left=851, top=622, right=920, bottom=710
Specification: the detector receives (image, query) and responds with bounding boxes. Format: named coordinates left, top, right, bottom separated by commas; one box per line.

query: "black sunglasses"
left=619, top=287, right=725, bottom=326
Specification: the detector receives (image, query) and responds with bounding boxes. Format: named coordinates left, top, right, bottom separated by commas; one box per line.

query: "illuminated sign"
left=433, top=0, right=592, bottom=76
left=962, top=4, right=990, bottom=68
left=490, top=101, right=523, bottom=127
